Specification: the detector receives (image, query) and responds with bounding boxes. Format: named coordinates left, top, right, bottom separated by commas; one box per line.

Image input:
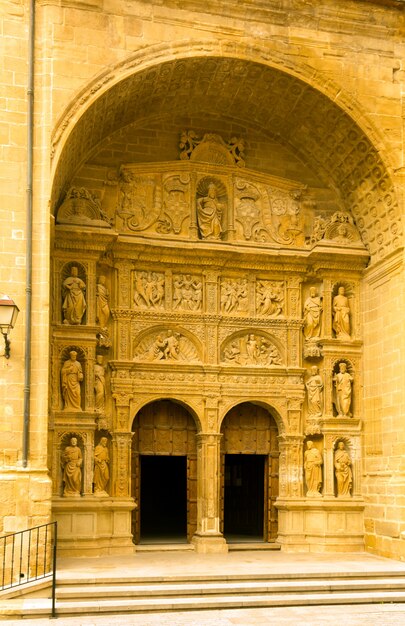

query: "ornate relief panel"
left=133, top=327, right=202, bottom=363
left=220, top=331, right=283, bottom=366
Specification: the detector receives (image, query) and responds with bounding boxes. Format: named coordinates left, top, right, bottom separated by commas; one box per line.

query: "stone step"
left=3, top=589, right=405, bottom=618
left=55, top=577, right=405, bottom=599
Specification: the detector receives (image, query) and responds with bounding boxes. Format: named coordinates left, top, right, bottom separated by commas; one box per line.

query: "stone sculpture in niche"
left=94, top=355, right=106, bottom=414
left=333, top=286, right=351, bottom=340
left=93, top=437, right=110, bottom=496
left=61, top=351, right=83, bottom=411
left=220, top=278, right=248, bottom=314
left=305, top=366, right=323, bottom=417
left=96, top=275, right=110, bottom=329
left=196, top=181, right=224, bottom=240
left=62, top=266, right=86, bottom=325
left=256, top=281, right=284, bottom=317
left=304, top=440, right=323, bottom=497
left=333, top=362, right=353, bottom=417
left=334, top=441, right=353, bottom=497
left=173, top=274, right=202, bottom=311
left=62, top=437, right=82, bottom=496
left=133, top=271, right=165, bottom=309
left=222, top=333, right=281, bottom=366
left=303, top=287, right=322, bottom=341
left=134, top=330, right=200, bottom=363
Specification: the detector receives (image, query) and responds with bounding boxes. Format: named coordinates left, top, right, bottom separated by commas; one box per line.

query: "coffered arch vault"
left=51, top=41, right=403, bottom=264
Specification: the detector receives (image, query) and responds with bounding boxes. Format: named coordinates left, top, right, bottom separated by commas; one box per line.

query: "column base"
left=191, top=533, right=228, bottom=553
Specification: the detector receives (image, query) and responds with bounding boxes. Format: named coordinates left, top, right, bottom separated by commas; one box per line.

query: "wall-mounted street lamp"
left=0, top=295, right=20, bottom=359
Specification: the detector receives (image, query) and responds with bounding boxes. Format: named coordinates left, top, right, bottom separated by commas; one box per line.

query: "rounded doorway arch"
left=221, top=402, right=279, bottom=543
left=131, top=399, right=197, bottom=544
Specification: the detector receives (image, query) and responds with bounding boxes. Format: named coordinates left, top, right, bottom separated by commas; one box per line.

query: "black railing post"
left=51, top=522, right=57, bottom=618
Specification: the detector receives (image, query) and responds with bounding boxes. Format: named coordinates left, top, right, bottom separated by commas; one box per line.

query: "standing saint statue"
left=93, top=437, right=110, bottom=496
left=303, top=287, right=322, bottom=341
left=332, top=286, right=351, bottom=340
left=94, top=355, right=106, bottom=413
left=333, top=362, right=353, bottom=417
left=96, top=275, right=110, bottom=329
left=334, top=441, right=353, bottom=497
left=62, top=437, right=82, bottom=496
left=304, top=440, right=323, bottom=497
left=305, top=366, right=324, bottom=417
left=197, top=182, right=223, bottom=240
left=61, top=351, right=83, bottom=411
left=62, top=266, right=86, bottom=325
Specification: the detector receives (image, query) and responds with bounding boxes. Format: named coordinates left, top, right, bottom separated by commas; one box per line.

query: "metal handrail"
left=0, top=521, right=57, bottom=618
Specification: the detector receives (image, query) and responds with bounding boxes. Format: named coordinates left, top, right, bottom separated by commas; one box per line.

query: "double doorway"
left=131, top=400, right=279, bottom=544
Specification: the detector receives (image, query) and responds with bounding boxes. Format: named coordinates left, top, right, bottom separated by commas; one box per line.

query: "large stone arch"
left=50, top=40, right=402, bottom=263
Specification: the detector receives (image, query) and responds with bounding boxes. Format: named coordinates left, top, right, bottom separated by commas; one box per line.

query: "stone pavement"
left=3, top=604, right=405, bottom=626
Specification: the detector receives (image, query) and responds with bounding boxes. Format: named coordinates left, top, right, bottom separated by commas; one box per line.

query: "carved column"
left=286, top=276, right=302, bottom=319
left=189, top=175, right=198, bottom=238
left=115, top=261, right=132, bottom=308
left=82, top=431, right=94, bottom=496
left=248, top=274, right=256, bottom=317
left=322, top=278, right=333, bottom=338
left=111, top=432, right=133, bottom=498
left=117, top=316, right=131, bottom=360
left=86, top=260, right=97, bottom=325
left=192, top=433, right=228, bottom=553
left=323, top=435, right=335, bottom=497
left=204, top=271, right=219, bottom=314
left=165, top=268, right=173, bottom=309
left=286, top=321, right=301, bottom=368
left=278, top=435, right=305, bottom=499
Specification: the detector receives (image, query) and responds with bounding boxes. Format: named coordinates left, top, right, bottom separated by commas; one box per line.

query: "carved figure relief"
left=93, top=437, right=110, bottom=496
left=311, top=211, right=362, bottom=246
left=304, top=440, right=323, bottom=497
left=303, top=287, right=322, bottom=341
left=220, top=278, right=248, bottom=314
left=134, top=330, right=200, bottom=363
left=222, top=333, right=282, bottom=366
left=333, top=286, right=351, bottom=340
left=173, top=274, right=202, bottom=311
left=94, top=355, right=106, bottom=414
left=117, top=171, right=159, bottom=231
left=62, top=437, right=82, bottom=496
left=180, top=131, right=245, bottom=167
left=334, top=441, right=353, bottom=497
left=333, top=362, right=353, bottom=417
left=267, top=187, right=306, bottom=246
left=96, top=275, right=110, bottom=329
left=133, top=271, right=165, bottom=309
left=56, top=187, right=111, bottom=228
left=256, top=280, right=284, bottom=317
left=62, top=266, right=86, bottom=325
left=196, top=179, right=226, bottom=240
left=305, top=366, right=323, bottom=417
left=158, top=174, right=190, bottom=235
left=61, top=351, right=83, bottom=411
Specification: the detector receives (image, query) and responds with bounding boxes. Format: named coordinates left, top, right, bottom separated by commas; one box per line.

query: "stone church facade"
left=1, top=0, right=404, bottom=559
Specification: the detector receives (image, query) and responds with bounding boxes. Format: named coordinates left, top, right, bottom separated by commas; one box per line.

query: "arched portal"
left=131, top=400, right=197, bottom=544
left=221, top=403, right=279, bottom=543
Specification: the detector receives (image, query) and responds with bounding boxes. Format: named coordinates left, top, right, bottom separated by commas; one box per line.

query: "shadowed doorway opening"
left=224, top=454, right=265, bottom=541
left=140, top=455, right=187, bottom=543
